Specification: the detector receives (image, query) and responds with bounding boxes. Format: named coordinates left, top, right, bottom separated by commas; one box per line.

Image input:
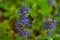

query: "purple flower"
left=16, top=20, right=19, bottom=24
left=23, top=13, right=28, bottom=17
left=22, top=30, right=25, bottom=35
left=26, top=23, right=30, bottom=27
left=15, top=20, right=20, bottom=27
left=21, top=7, right=30, bottom=11
left=16, top=1, right=31, bottom=38
left=49, top=23, right=55, bottom=30
left=47, top=32, right=50, bottom=36
left=18, top=10, right=22, bottom=14
left=53, top=19, right=56, bottom=23
left=25, top=30, right=30, bottom=35
left=42, top=22, right=47, bottom=28
left=15, top=26, right=21, bottom=30
left=21, top=19, right=28, bottom=24
left=15, top=20, right=21, bottom=31
left=21, top=30, right=30, bottom=35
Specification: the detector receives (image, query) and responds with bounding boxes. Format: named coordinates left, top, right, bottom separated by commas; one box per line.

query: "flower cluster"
left=15, top=3, right=31, bottom=40
left=18, top=7, right=30, bottom=28
left=42, top=16, right=56, bottom=35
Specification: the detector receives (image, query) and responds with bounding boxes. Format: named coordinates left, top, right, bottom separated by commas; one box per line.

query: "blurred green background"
left=0, top=0, right=60, bottom=40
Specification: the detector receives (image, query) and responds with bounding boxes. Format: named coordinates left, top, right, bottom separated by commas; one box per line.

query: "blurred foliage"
left=0, top=0, right=60, bottom=40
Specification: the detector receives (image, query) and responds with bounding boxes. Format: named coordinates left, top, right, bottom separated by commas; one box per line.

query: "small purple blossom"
left=42, top=22, right=47, bottom=28
left=21, top=19, right=28, bottom=24
left=21, top=7, right=30, bottom=11
left=49, top=23, right=55, bottom=30
left=26, top=23, right=30, bottom=27
left=47, top=32, right=50, bottom=36
left=15, top=20, right=21, bottom=30
left=22, top=30, right=30, bottom=35
left=53, top=19, right=56, bottom=23
left=22, top=30, right=25, bottom=35
left=15, top=26, right=21, bottom=30
left=25, top=30, right=30, bottom=35
left=18, top=9, right=22, bottom=14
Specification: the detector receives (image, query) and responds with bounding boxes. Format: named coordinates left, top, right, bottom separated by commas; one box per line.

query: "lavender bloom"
left=22, top=30, right=25, bottom=35
left=52, top=19, right=56, bottom=23
left=26, top=23, right=30, bottom=27
left=53, top=19, right=56, bottom=23
left=25, top=30, right=30, bottom=35
left=49, top=23, right=55, bottom=30
left=23, top=13, right=28, bottom=17
left=22, top=30, right=30, bottom=35
left=15, top=20, right=19, bottom=24
left=15, top=20, right=21, bottom=30
left=18, top=7, right=30, bottom=14
left=22, top=7, right=30, bottom=11
left=42, top=22, right=47, bottom=28
left=47, top=32, right=50, bottom=36
left=18, top=9, right=22, bottom=14
left=15, top=26, right=21, bottom=30
left=21, top=19, right=28, bottom=24
left=16, top=1, right=31, bottom=38
left=18, top=7, right=30, bottom=28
